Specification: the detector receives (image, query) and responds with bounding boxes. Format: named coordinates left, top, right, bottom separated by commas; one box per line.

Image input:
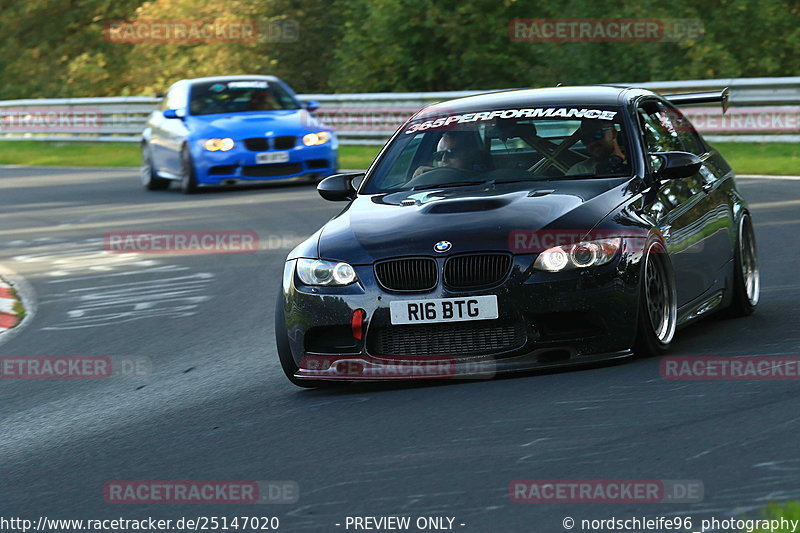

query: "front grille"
left=243, top=138, right=270, bottom=151
left=444, top=253, right=512, bottom=289
left=241, top=163, right=302, bottom=177
left=375, top=258, right=437, bottom=292
left=243, top=136, right=296, bottom=151
left=274, top=136, right=296, bottom=150
left=368, top=321, right=526, bottom=357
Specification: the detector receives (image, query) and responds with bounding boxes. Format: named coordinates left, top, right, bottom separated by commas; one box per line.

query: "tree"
left=0, top=0, right=144, bottom=98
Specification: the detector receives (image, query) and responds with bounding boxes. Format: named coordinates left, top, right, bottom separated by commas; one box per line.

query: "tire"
left=274, top=293, right=332, bottom=388
left=180, top=146, right=199, bottom=194
left=140, top=145, right=170, bottom=190
left=633, top=240, right=678, bottom=358
left=725, top=214, right=759, bottom=317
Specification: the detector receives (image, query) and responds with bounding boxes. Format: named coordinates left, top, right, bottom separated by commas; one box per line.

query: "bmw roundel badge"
left=434, top=241, right=452, bottom=253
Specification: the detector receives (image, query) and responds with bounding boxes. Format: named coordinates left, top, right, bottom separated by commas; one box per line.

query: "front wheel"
left=725, top=214, right=759, bottom=317
left=633, top=241, right=677, bottom=358
left=140, top=145, right=170, bottom=190
left=180, top=146, right=198, bottom=194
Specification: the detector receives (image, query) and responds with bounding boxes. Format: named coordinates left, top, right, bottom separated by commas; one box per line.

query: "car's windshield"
left=189, top=80, right=300, bottom=116
left=361, top=105, right=631, bottom=194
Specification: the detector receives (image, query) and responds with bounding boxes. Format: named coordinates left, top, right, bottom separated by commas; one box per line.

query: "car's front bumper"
left=279, top=250, right=643, bottom=382
left=193, top=142, right=337, bottom=186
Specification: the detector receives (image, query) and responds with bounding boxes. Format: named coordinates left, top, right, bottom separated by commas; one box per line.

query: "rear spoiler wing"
left=664, top=88, right=730, bottom=113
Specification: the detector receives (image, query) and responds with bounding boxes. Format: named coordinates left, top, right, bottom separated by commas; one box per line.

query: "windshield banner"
left=405, top=108, right=617, bottom=134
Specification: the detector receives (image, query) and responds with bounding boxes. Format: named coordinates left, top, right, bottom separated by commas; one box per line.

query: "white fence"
left=0, top=77, right=798, bottom=145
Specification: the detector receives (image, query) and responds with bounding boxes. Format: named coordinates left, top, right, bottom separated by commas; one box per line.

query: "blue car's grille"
left=243, top=138, right=270, bottom=151
left=273, top=136, right=296, bottom=150
left=242, top=136, right=296, bottom=151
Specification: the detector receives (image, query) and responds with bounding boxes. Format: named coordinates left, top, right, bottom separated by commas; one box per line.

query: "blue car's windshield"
left=189, top=80, right=300, bottom=115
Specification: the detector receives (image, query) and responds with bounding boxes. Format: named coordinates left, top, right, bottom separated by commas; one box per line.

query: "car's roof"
left=415, top=86, right=658, bottom=119
left=173, top=75, right=284, bottom=87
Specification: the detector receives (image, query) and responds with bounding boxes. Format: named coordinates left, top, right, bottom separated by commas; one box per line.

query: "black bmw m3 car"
left=275, top=86, right=759, bottom=387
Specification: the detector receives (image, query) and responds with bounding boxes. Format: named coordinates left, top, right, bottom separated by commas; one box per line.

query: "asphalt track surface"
left=1, top=167, right=799, bottom=532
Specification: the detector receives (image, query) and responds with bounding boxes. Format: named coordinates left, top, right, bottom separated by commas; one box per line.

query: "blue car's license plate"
left=256, top=151, right=290, bottom=164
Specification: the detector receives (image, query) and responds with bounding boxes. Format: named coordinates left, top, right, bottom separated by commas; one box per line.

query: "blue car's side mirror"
left=303, top=100, right=320, bottom=112
left=163, top=109, right=184, bottom=119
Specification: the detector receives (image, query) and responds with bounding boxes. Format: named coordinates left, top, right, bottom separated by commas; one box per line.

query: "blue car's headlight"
left=302, top=132, right=331, bottom=146
left=202, top=138, right=235, bottom=151
left=296, top=258, right=357, bottom=286
left=533, top=238, right=621, bottom=272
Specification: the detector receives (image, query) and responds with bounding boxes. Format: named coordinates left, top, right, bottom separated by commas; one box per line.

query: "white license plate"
left=389, top=295, right=499, bottom=325
left=256, top=151, right=290, bottom=164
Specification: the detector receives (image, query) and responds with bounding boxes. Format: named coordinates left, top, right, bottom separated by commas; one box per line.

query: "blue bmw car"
left=141, top=75, right=338, bottom=193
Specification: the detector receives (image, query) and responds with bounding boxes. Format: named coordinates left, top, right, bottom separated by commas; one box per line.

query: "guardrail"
left=0, top=77, right=798, bottom=145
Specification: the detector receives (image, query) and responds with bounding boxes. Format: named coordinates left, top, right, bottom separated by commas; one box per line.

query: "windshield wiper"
left=551, top=173, right=627, bottom=180
left=411, top=180, right=486, bottom=191
left=491, top=178, right=541, bottom=184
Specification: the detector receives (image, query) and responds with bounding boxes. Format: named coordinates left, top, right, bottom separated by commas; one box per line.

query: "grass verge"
left=0, top=141, right=795, bottom=175
left=713, top=142, right=800, bottom=176
left=0, top=141, right=382, bottom=171
left=12, top=298, right=26, bottom=324
left=747, top=501, right=800, bottom=532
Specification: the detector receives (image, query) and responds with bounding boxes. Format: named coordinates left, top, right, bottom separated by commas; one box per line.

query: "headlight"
left=296, top=258, right=357, bottom=286
left=533, top=238, right=621, bottom=272
left=302, top=132, right=331, bottom=146
left=203, top=138, right=235, bottom=151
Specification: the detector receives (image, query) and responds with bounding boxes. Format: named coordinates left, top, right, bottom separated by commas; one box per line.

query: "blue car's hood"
left=186, top=110, right=325, bottom=138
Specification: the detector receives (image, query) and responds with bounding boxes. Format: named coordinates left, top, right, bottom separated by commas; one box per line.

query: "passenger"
left=567, top=119, right=628, bottom=175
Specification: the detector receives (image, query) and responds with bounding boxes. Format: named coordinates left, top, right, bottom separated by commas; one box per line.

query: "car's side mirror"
left=303, top=100, right=320, bottom=112
left=163, top=108, right=185, bottom=119
left=650, top=151, right=702, bottom=180
left=317, top=173, right=362, bottom=201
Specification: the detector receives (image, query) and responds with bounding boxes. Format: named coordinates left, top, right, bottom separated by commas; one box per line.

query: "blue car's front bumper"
left=191, top=141, right=338, bottom=186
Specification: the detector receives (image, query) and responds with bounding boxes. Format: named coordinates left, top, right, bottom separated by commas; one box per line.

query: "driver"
left=567, top=119, right=628, bottom=175
left=247, top=90, right=279, bottom=111
left=412, top=131, right=483, bottom=178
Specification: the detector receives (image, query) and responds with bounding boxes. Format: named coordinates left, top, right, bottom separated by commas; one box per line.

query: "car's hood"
left=318, top=178, right=636, bottom=264
left=186, top=109, right=325, bottom=138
